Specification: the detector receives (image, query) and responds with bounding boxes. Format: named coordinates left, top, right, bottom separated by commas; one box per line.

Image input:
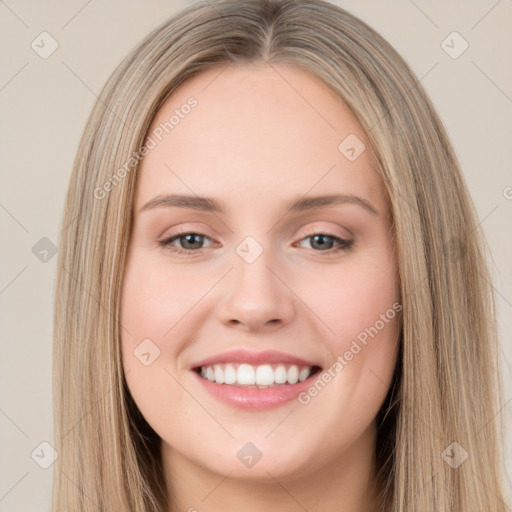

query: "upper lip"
left=191, top=350, right=321, bottom=369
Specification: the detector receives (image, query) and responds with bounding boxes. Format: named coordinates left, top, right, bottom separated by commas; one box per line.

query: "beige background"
left=0, top=0, right=511, bottom=510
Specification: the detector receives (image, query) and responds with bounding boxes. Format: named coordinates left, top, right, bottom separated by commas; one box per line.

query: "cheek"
left=120, top=257, right=205, bottom=351
left=119, top=254, right=215, bottom=413
left=298, top=257, right=400, bottom=410
left=305, top=258, right=399, bottom=348
left=119, top=259, right=194, bottom=438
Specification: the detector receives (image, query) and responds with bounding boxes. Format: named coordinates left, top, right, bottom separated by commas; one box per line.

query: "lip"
left=192, top=369, right=320, bottom=410
left=190, top=349, right=320, bottom=369
left=190, top=349, right=322, bottom=410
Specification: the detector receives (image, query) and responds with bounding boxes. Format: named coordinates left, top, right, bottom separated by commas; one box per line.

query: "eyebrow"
left=139, top=193, right=379, bottom=215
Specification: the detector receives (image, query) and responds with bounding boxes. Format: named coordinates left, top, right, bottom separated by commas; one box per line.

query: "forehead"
left=136, top=63, right=387, bottom=213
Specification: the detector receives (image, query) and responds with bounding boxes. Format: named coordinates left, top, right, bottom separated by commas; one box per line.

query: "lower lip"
left=192, top=370, right=318, bottom=410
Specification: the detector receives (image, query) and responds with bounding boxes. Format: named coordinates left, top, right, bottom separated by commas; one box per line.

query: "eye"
left=296, top=231, right=353, bottom=255
left=158, top=231, right=215, bottom=255
left=158, top=230, right=353, bottom=256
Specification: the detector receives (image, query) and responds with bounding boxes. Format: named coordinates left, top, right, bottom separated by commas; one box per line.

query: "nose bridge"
left=217, top=234, right=295, bottom=331
left=233, top=242, right=276, bottom=295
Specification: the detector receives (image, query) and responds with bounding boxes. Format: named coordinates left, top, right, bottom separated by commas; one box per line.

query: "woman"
left=52, top=0, right=509, bottom=510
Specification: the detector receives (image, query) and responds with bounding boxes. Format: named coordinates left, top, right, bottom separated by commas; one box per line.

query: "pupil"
left=312, top=235, right=333, bottom=250
left=183, top=234, right=202, bottom=249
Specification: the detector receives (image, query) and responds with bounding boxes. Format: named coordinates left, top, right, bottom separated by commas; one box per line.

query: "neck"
left=162, top=421, right=381, bottom=512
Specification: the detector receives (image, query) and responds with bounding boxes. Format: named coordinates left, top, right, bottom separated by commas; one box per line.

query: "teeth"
left=287, top=365, right=299, bottom=384
left=298, top=367, right=310, bottom=382
left=224, top=364, right=237, bottom=385
left=237, top=364, right=255, bottom=385
left=255, top=364, right=274, bottom=385
left=274, top=365, right=287, bottom=384
left=214, top=364, right=224, bottom=384
left=198, top=363, right=313, bottom=387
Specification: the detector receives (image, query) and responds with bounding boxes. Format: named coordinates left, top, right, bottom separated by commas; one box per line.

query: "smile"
left=195, top=363, right=321, bottom=388
left=190, top=350, right=324, bottom=410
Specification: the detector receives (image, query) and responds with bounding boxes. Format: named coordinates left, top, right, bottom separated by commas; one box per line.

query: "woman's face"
left=120, top=63, right=400, bottom=485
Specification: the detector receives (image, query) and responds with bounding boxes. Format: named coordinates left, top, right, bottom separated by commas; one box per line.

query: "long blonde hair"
left=52, top=0, right=509, bottom=510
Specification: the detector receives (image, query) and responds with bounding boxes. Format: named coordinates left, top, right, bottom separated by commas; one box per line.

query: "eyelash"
left=158, top=229, right=354, bottom=256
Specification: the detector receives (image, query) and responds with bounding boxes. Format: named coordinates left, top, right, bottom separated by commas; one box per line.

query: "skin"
left=120, top=62, right=400, bottom=512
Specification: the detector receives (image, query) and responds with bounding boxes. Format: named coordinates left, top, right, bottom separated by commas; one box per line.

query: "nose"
left=216, top=249, right=296, bottom=333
